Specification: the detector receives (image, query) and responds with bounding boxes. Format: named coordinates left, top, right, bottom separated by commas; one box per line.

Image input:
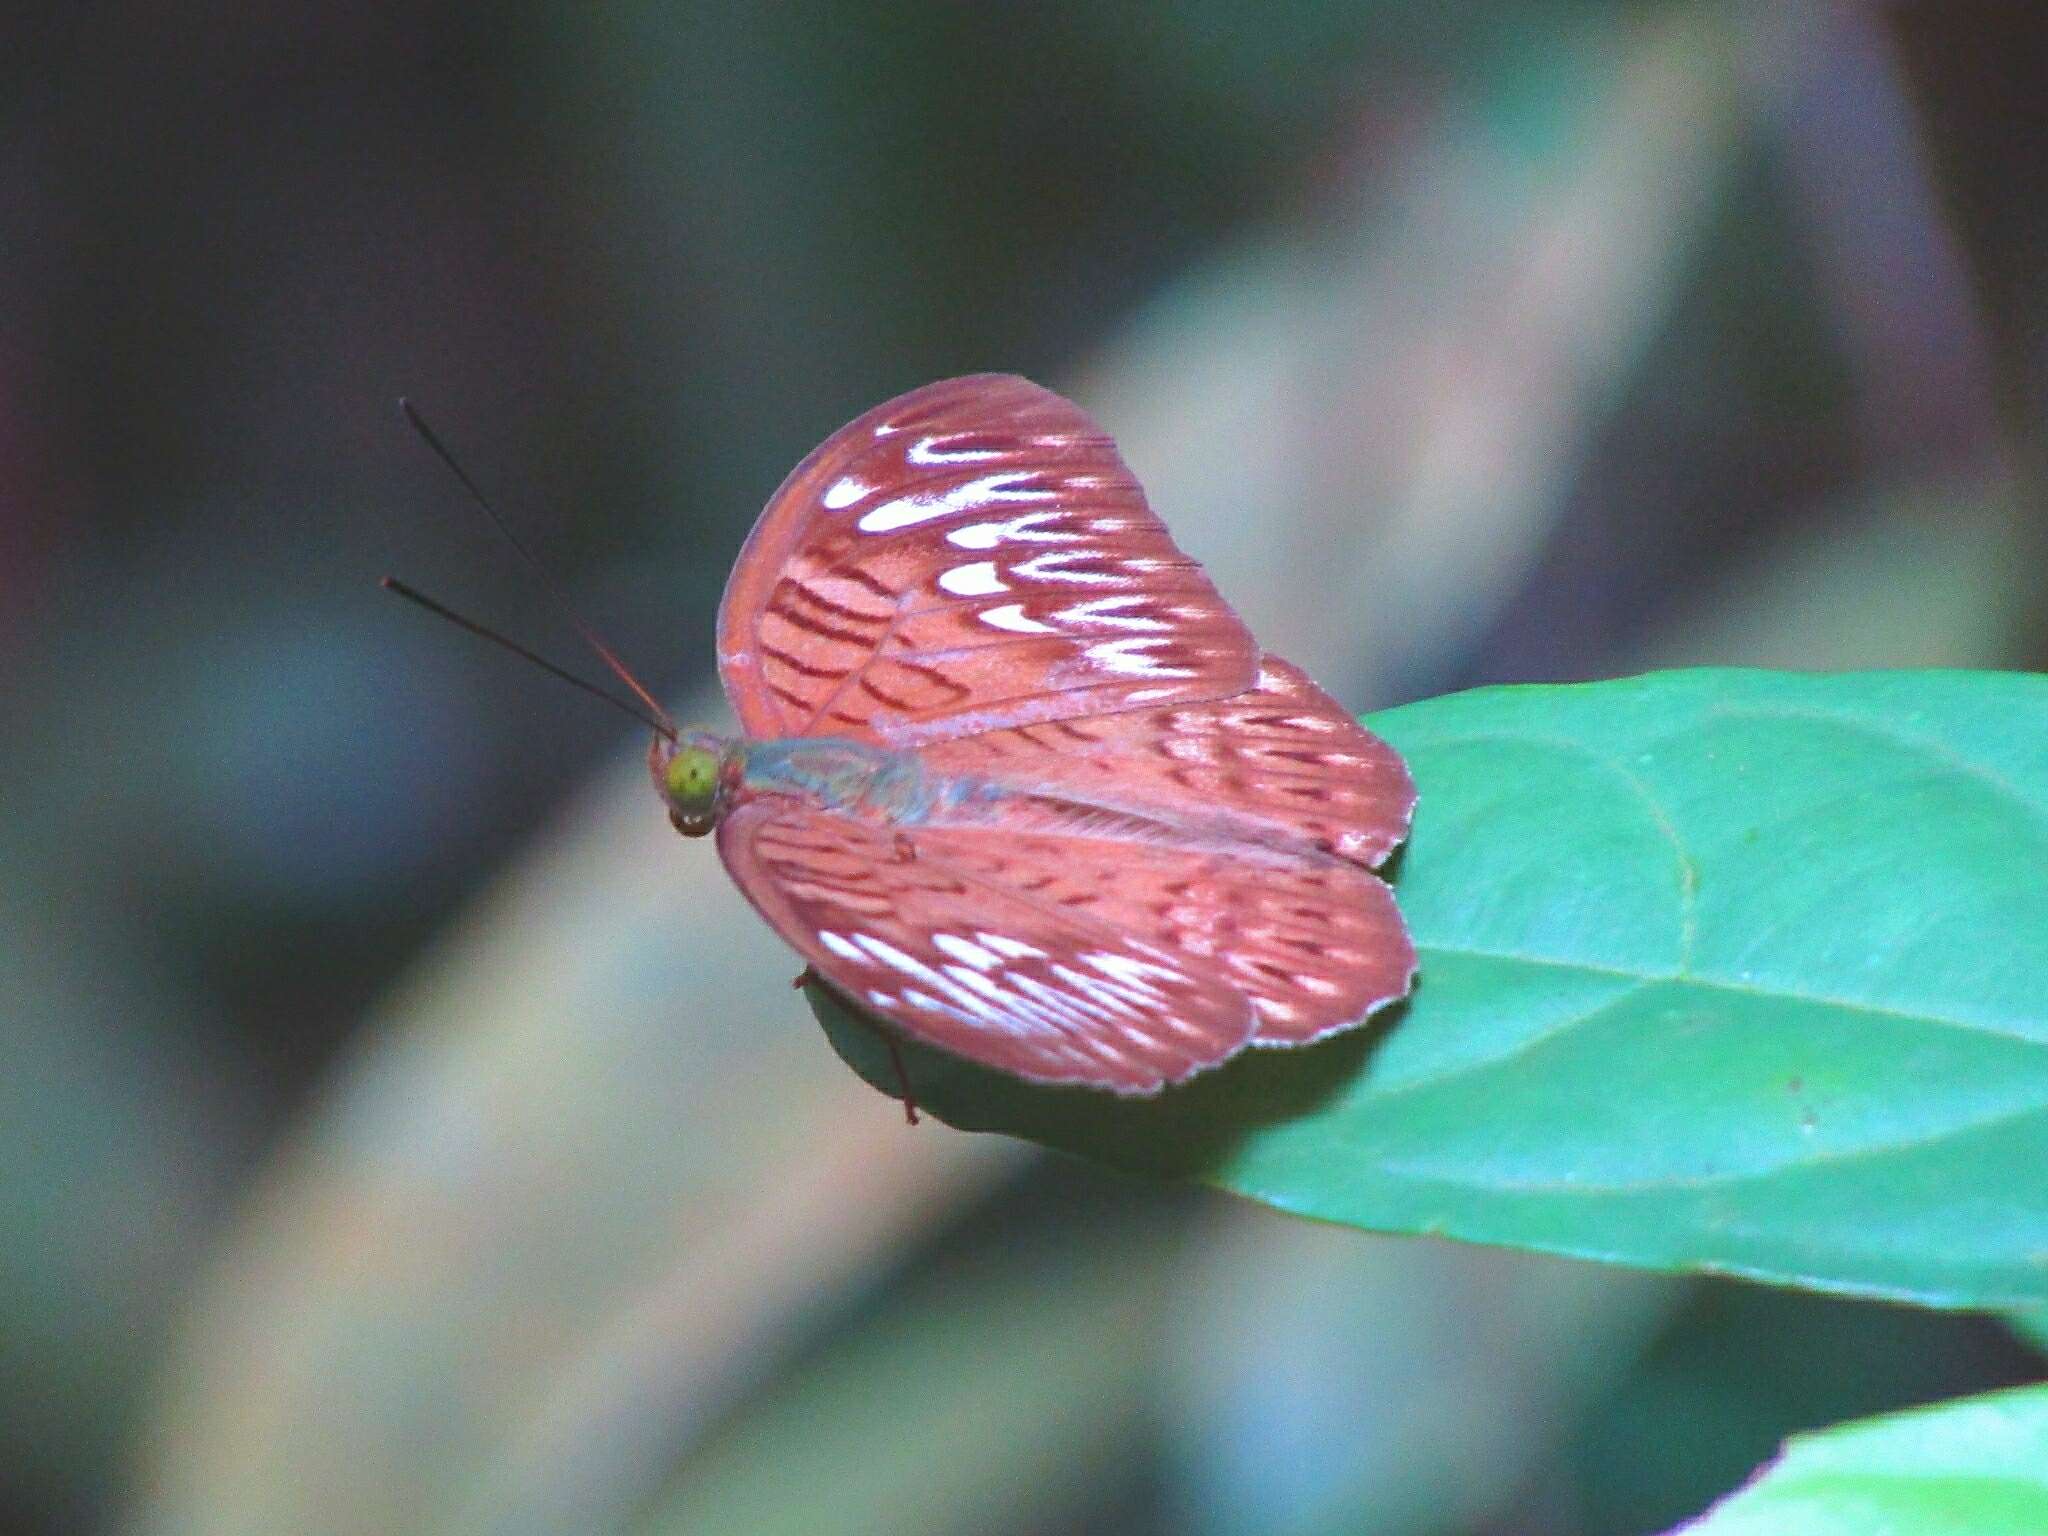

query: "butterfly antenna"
left=398, top=398, right=679, bottom=738
left=381, top=576, right=678, bottom=741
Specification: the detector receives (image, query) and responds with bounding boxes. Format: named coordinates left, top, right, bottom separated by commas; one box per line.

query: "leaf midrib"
left=1414, top=940, right=2046, bottom=1047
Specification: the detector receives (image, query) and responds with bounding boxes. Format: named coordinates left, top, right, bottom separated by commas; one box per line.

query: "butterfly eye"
left=664, top=746, right=721, bottom=812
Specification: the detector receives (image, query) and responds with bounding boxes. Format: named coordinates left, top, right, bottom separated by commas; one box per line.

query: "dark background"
left=3, top=5, right=2043, bottom=1534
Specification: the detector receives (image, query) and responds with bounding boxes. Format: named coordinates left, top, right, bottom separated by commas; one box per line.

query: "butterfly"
left=650, top=374, right=1416, bottom=1096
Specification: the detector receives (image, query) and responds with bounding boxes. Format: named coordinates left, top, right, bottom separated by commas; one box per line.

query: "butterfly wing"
left=918, top=654, right=1416, bottom=871
left=716, top=657, right=1416, bottom=1086
left=716, top=801, right=1257, bottom=1092
left=716, top=374, right=1257, bottom=746
left=917, top=652, right=1417, bottom=1049
left=718, top=797, right=1409, bottom=1090
left=912, top=823, right=1413, bottom=1050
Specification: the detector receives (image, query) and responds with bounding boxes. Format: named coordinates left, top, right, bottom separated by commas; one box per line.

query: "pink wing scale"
left=716, top=374, right=1257, bottom=746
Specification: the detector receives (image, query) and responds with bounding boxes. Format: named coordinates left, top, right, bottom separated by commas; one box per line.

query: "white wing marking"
left=822, top=476, right=869, bottom=510
left=978, top=603, right=1058, bottom=635
left=856, top=472, right=1056, bottom=534
left=906, top=434, right=1005, bottom=466
left=1083, top=637, right=1198, bottom=677
left=937, top=561, right=1008, bottom=597
left=944, top=511, right=1088, bottom=549
left=933, top=932, right=1002, bottom=969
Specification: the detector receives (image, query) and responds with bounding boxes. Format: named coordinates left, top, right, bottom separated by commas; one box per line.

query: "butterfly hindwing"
left=716, top=374, right=1258, bottom=746
left=914, top=654, right=1418, bottom=1043
left=718, top=796, right=1411, bottom=1089
left=907, top=822, right=1414, bottom=1049
left=716, top=800, right=1257, bottom=1092
left=918, top=654, right=1416, bottom=870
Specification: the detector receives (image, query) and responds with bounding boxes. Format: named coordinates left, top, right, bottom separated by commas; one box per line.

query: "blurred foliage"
left=1666, top=1381, right=2048, bottom=1535
left=1, top=2, right=2042, bottom=1535
left=628, top=1178, right=1180, bottom=1536
left=1572, top=1286, right=2039, bottom=1532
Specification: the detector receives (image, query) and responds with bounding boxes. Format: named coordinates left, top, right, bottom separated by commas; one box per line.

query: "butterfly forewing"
left=717, top=801, right=1256, bottom=1091
left=716, top=374, right=1258, bottom=746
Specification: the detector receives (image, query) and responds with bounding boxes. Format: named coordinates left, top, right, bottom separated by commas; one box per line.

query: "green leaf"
left=815, top=669, right=2048, bottom=1307
left=1667, top=1383, right=2048, bottom=1535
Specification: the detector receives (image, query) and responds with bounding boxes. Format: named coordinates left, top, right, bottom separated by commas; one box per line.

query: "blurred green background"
left=3, top=4, right=2044, bottom=1534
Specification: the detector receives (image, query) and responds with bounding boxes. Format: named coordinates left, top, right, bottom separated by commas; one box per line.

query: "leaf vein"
left=1412, top=942, right=2047, bottom=1047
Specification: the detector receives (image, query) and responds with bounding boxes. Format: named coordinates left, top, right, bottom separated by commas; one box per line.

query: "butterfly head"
left=651, top=730, right=740, bottom=837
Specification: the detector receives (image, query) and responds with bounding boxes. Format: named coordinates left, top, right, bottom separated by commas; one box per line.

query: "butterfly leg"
left=883, top=1034, right=921, bottom=1127
left=792, top=964, right=919, bottom=1123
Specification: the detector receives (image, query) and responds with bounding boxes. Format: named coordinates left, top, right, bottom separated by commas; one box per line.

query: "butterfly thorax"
left=736, top=737, right=945, bottom=824
left=657, top=730, right=966, bottom=835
